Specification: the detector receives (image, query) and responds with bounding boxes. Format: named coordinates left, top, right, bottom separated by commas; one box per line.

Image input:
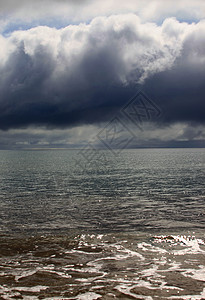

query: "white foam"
left=15, top=270, right=37, bottom=281
left=103, top=243, right=144, bottom=261
left=97, top=234, right=103, bottom=240
left=43, top=264, right=55, bottom=270
left=45, top=270, right=72, bottom=279
left=13, top=286, right=48, bottom=292
left=141, top=265, right=160, bottom=278
left=66, top=243, right=101, bottom=254
left=91, top=285, right=104, bottom=290
left=138, top=242, right=167, bottom=254
left=44, top=297, right=70, bottom=300
left=154, top=235, right=205, bottom=255
left=173, top=237, right=205, bottom=255
left=114, top=248, right=144, bottom=260
left=182, top=265, right=205, bottom=282
left=72, top=292, right=101, bottom=299
left=115, top=284, right=153, bottom=299
left=86, top=261, right=105, bottom=274
left=152, top=256, right=167, bottom=266
left=169, top=287, right=205, bottom=299
left=20, top=297, right=39, bottom=300
left=135, top=280, right=153, bottom=289
left=0, top=286, right=22, bottom=300
left=72, top=261, right=106, bottom=283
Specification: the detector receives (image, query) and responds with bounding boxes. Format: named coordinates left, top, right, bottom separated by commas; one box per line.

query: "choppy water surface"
left=0, top=148, right=204, bottom=299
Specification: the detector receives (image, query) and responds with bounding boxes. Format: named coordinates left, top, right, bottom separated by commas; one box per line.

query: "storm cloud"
left=0, top=15, right=205, bottom=131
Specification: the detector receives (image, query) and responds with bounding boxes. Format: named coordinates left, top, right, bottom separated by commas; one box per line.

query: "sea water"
left=0, top=148, right=204, bottom=299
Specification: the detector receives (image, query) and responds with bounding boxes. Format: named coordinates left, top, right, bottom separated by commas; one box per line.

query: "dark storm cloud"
left=143, top=60, right=205, bottom=125
left=0, top=38, right=135, bottom=129
left=143, top=29, right=205, bottom=124
left=0, top=16, right=205, bottom=130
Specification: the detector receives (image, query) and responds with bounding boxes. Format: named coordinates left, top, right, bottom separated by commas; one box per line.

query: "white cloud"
left=3, top=14, right=198, bottom=85
left=0, top=34, right=14, bottom=66
left=0, top=0, right=205, bottom=25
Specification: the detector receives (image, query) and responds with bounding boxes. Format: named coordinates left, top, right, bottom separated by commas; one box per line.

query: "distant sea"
left=0, top=148, right=205, bottom=299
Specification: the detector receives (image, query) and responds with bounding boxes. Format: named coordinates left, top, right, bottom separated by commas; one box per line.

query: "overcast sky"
left=0, top=0, right=205, bottom=149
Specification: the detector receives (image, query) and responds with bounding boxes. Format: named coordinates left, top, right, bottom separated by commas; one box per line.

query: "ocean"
left=0, top=148, right=204, bottom=299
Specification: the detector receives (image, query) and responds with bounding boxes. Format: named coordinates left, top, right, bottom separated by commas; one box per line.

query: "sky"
left=0, top=0, right=205, bottom=149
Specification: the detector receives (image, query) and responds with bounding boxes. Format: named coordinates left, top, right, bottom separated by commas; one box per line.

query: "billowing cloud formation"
left=0, top=15, right=205, bottom=132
